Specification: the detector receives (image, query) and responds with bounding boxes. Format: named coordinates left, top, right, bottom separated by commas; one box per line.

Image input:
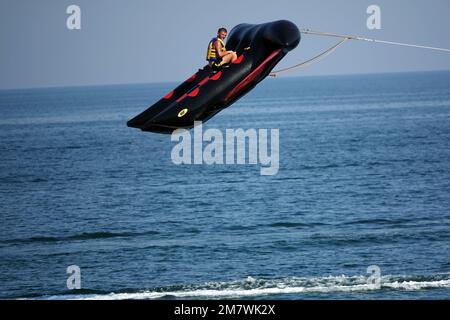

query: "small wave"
left=0, top=175, right=48, bottom=184
left=64, top=145, right=83, bottom=150
left=0, top=230, right=160, bottom=246
left=267, top=222, right=310, bottom=228
left=341, top=217, right=414, bottom=226
left=273, top=176, right=304, bottom=182
left=223, top=225, right=257, bottom=231
left=67, top=232, right=137, bottom=241
left=304, top=229, right=450, bottom=246
left=30, top=178, right=48, bottom=183
left=10, top=236, right=58, bottom=244
left=224, top=221, right=325, bottom=231
left=40, top=274, right=450, bottom=300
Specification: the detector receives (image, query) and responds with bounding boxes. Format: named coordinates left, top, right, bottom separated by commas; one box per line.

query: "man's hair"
left=218, top=27, right=227, bottom=34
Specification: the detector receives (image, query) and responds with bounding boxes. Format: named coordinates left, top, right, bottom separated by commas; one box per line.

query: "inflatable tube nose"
left=263, top=20, right=301, bottom=51
left=128, top=20, right=300, bottom=134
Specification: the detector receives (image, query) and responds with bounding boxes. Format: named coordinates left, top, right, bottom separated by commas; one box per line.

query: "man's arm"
left=214, top=40, right=231, bottom=58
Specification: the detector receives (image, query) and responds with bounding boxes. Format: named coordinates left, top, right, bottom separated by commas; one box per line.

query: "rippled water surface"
left=1, top=72, right=449, bottom=299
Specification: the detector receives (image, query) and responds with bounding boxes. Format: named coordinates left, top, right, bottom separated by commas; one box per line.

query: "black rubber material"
left=127, top=20, right=301, bottom=134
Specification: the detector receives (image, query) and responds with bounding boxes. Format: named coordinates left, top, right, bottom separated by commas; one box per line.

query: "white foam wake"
left=43, top=274, right=450, bottom=300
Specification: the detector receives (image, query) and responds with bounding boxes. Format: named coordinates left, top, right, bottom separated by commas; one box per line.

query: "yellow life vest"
left=206, top=37, right=226, bottom=62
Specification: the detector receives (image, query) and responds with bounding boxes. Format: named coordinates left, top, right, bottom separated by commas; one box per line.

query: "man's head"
left=217, top=27, right=228, bottom=40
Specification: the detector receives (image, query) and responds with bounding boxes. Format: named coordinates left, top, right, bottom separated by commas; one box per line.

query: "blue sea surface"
left=0, top=71, right=449, bottom=299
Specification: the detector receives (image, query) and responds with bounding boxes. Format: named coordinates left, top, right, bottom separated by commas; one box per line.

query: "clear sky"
left=1, top=0, right=449, bottom=89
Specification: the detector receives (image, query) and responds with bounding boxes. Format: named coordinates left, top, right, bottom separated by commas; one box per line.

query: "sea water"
left=0, top=71, right=449, bottom=299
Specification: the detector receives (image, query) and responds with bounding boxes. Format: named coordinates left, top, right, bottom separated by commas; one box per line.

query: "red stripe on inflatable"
left=210, top=71, right=222, bottom=81
left=188, top=87, right=200, bottom=97
left=163, top=90, right=174, bottom=100
left=186, top=74, right=197, bottom=82
left=225, top=49, right=281, bottom=102
left=176, top=93, right=187, bottom=103
left=233, top=55, right=244, bottom=64
left=198, top=77, right=210, bottom=86
left=176, top=77, right=209, bottom=103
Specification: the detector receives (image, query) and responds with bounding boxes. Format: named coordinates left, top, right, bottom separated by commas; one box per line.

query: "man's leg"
left=220, top=53, right=233, bottom=65
left=230, top=52, right=238, bottom=63
left=221, top=52, right=238, bottom=65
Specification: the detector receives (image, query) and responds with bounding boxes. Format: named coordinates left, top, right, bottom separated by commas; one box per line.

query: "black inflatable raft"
left=127, top=20, right=301, bottom=134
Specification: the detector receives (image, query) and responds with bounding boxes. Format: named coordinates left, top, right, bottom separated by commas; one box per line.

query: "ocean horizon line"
left=1, top=69, right=449, bottom=92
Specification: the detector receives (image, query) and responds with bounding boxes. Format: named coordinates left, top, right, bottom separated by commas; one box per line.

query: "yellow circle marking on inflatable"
left=178, top=108, right=188, bottom=118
